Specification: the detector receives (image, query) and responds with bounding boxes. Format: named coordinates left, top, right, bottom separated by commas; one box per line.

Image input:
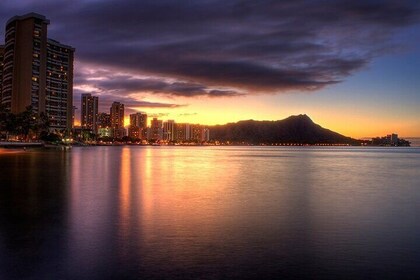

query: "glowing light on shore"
left=124, top=116, right=130, bottom=127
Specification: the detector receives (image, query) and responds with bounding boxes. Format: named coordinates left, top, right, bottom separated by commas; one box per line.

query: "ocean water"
left=0, top=146, right=419, bottom=279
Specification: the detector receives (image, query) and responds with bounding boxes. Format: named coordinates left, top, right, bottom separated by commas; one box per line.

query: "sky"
left=0, top=0, right=419, bottom=138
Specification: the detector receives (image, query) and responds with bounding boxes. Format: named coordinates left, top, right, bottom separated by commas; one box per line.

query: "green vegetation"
left=0, top=105, right=54, bottom=141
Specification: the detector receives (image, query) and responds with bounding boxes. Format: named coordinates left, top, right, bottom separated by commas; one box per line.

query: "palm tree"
left=0, top=105, right=51, bottom=141
left=15, top=106, right=37, bottom=141
left=32, top=112, right=50, bottom=139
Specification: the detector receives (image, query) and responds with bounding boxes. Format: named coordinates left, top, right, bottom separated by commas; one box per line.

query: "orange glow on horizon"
left=118, top=110, right=419, bottom=139
left=72, top=92, right=420, bottom=138
left=124, top=116, right=130, bottom=127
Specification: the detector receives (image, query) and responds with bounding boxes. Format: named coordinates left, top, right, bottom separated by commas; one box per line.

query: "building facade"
left=1, top=13, right=74, bottom=130
left=46, top=39, right=74, bottom=130
left=1, top=13, right=49, bottom=114
left=81, top=93, right=98, bottom=132
left=0, top=45, right=4, bottom=100
left=110, top=102, right=124, bottom=138
left=129, top=112, right=147, bottom=129
left=163, top=120, right=175, bottom=141
left=149, top=118, right=163, bottom=141
left=129, top=112, right=147, bottom=139
left=175, top=123, right=190, bottom=142
left=97, top=112, right=111, bottom=128
left=97, top=112, right=113, bottom=138
left=172, top=123, right=209, bottom=143
left=128, top=126, right=140, bottom=139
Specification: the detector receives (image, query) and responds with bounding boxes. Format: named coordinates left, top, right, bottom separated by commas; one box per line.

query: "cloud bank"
left=0, top=0, right=419, bottom=101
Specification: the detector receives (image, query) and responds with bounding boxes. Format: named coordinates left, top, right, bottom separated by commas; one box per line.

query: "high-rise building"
left=149, top=118, right=163, bottom=141
left=163, top=120, right=175, bottom=141
left=172, top=124, right=210, bottom=143
left=110, top=102, right=124, bottom=138
left=129, top=112, right=147, bottom=139
left=97, top=112, right=113, bottom=138
left=203, top=128, right=210, bottom=142
left=46, top=39, right=74, bottom=130
left=81, top=93, right=98, bottom=132
left=189, top=124, right=210, bottom=142
left=97, top=112, right=111, bottom=128
left=175, top=123, right=189, bottom=142
left=128, top=126, right=140, bottom=139
left=1, top=13, right=49, bottom=114
left=1, top=13, right=74, bottom=130
left=110, top=102, right=124, bottom=128
left=129, top=112, right=147, bottom=129
left=0, top=45, right=4, bottom=101
left=190, top=124, right=203, bottom=142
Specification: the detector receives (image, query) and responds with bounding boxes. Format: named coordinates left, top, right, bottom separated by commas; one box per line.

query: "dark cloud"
left=75, top=70, right=244, bottom=97
left=0, top=0, right=419, bottom=95
left=208, top=90, right=244, bottom=98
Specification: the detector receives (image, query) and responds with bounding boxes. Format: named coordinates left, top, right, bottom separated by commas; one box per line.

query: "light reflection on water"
left=0, top=146, right=420, bottom=279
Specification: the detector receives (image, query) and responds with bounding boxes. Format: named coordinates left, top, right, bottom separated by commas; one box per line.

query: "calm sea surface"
left=0, top=146, right=419, bottom=279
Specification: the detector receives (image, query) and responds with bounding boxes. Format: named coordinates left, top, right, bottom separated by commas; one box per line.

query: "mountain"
left=209, top=114, right=359, bottom=145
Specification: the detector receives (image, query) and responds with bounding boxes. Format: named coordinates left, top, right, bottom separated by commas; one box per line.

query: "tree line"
left=0, top=105, right=51, bottom=141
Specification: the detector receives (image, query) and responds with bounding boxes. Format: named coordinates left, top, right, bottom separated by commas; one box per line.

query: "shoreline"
left=1, top=142, right=416, bottom=151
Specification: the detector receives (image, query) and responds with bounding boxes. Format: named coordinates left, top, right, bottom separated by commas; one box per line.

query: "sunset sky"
left=1, top=0, right=419, bottom=138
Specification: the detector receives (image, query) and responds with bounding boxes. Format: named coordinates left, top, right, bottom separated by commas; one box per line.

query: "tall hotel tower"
left=110, top=102, right=125, bottom=138
left=129, top=112, right=148, bottom=130
left=0, top=45, right=4, bottom=100
left=0, top=13, right=74, bottom=130
left=81, top=93, right=98, bottom=132
left=46, top=39, right=74, bottom=130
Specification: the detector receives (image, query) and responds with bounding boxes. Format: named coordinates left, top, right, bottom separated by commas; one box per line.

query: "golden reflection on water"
left=140, top=146, right=155, bottom=242
left=82, top=146, right=245, bottom=265
left=118, top=147, right=131, bottom=243
left=136, top=147, right=242, bottom=258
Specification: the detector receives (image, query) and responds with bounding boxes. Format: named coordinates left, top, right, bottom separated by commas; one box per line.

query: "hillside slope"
left=209, top=114, right=358, bottom=144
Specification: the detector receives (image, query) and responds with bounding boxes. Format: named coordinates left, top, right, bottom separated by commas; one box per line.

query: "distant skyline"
left=1, top=1, right=419, bottom=137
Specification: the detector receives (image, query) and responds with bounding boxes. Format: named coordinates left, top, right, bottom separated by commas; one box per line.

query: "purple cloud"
left=0, top=0, right=419, bottom=96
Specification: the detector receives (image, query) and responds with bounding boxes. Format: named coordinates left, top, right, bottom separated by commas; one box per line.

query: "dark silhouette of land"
left=209, top=114, right=360, bottom=145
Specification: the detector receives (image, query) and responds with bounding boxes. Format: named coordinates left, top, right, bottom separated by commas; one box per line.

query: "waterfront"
left=1, top=146, right=420, bottom=279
